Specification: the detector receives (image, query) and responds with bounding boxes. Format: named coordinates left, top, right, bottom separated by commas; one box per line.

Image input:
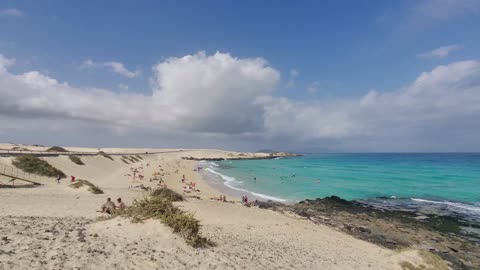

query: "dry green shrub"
left=69, top=155, right=85, bottom=165
left=129, top=156, right=140, bottom=162
left=47, top=146, right=69, bottom=152
left=12, top=155, right=66, bottom=178
left=121, top=188, right=210, bottom=248
left=69, top=179, right=104, bottom=194
left=151, top=188, right=184, bottom=201
left=122, top=155, right=136, bottom=163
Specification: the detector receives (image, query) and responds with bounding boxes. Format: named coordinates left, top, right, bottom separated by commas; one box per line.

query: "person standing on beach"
left=56, top=175, right=61, bottom=184
left=70, top=175, right=75, bottom=183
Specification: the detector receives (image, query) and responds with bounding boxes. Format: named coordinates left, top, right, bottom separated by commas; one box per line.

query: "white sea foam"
left=204, top=167, right=287, bottom=202
left=205, top=168, right=235, bottom=181
left=411, top=198, right=480, bottom=213
left=208, top=162, right=220, bottom=167
left=249, top=191, right=287, bottom=202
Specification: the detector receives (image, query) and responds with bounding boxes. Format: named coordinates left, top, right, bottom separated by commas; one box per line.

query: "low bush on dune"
left=135, top=155, right=143, bottom=160
left=12, top=155, right=66, bottom=178
left=97, top=151, right=114, bottom=161
left=121, top=158, right=130, bottom=164
left=150, top=188, right=184, bottom=202
left=120, top=188, right=211, bottom=248
left=70, top=179, right=104, bottom=194
left=47, top=146, right=69, bottom=152
left=69, top=155, right=85, bottom=165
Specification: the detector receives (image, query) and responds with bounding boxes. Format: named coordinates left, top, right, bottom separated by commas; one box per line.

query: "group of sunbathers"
left=181, top=174, right=200, bottom=193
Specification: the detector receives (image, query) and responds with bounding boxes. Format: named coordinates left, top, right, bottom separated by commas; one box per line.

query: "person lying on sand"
left=98, top=198, right=116, bottom=214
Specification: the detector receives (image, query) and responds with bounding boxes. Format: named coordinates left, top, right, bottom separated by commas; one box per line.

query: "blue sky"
left=1, top=1, right=480, bottom=151
left=2, top=0, right=479, bottom=97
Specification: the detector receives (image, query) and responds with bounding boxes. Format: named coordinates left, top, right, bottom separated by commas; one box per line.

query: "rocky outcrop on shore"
left=258, top=197, right=480, bottom=270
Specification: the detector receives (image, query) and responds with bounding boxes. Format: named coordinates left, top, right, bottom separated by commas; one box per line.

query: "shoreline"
left=199, top=162, right=289, bottom=203
left=196, top=158, right=480, bottom=268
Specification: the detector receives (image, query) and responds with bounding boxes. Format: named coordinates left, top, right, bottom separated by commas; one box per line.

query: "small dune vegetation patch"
left=70, top=179, right=104, bottom=194
left=120, top=188, right=211, bottom=248
left=69, top=155, right=85, bottom=165
left=12, top=155, right=66, bottom=178
left=97, top=151, right=114, bottom=161
left=122, top=155, right=140, bottom=163
left=47, top=146, right=69, bottom=152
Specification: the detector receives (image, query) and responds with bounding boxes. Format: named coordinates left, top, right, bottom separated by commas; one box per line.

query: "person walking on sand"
left=70, top=175, right=75, bottom=183
left=56, top=175, right=61, bottom=184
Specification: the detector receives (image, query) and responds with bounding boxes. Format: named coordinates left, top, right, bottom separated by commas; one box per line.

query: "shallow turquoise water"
left=204, top=153, right=480, bottom=205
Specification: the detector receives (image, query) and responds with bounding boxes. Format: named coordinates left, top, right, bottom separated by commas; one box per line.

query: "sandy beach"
left=0, top=143, right=448, bottom=269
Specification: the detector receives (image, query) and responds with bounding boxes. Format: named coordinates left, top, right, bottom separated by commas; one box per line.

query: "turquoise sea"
left=201, top=153, right=480, bottom=223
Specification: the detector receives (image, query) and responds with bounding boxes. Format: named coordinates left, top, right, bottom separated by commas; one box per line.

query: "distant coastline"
left=182, top=152, right=301, bottom=161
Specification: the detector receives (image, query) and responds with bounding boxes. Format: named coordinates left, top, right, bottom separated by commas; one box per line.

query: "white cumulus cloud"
left=418, top=44, right=463, bottom=58
left=0, top=52, right=279, bottom=135
left=1, top=52, right=480, bottom=151
left=80, top=59, right=141, bottom=78
left=0, top=55, right=15, bottom=72
left=151, top=51, right=280, bottom=133
left=260, top=60, right=480, bottom=151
